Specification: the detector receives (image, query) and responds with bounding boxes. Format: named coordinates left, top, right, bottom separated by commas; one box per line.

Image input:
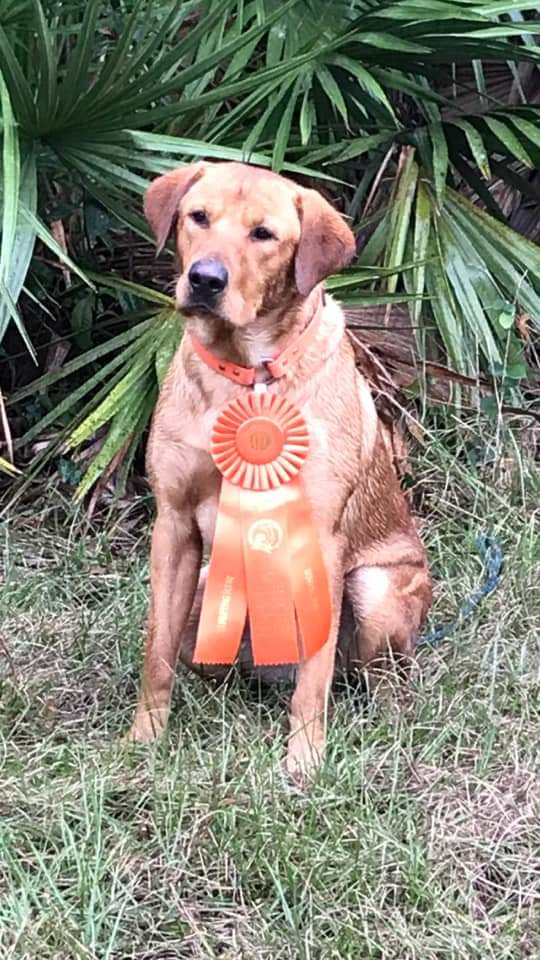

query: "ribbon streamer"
left=193, top=393, right=331, bottom=666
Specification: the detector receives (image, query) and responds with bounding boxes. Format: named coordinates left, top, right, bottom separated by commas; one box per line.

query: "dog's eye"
left=251, top=225, right=275, bottom=241
left=189, top=210, right=209, bottom=226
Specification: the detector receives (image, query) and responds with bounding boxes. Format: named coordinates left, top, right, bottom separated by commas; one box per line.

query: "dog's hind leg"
left=343, top=547, right=432, bottom=681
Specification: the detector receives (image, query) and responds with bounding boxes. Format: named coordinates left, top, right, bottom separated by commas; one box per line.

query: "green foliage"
left=1, top=0, right=540, bottom=496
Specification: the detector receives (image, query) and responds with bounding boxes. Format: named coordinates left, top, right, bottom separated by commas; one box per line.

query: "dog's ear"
left=294, top=188, right=356, bottom=296
left=144, top=163, right=206, bottom=252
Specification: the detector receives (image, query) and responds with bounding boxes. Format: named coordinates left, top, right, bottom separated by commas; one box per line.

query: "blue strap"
left=417, top=533, right=503, bottom=648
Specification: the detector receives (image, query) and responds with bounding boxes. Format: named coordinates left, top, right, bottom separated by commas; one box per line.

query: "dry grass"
left=1, top=417, right=539, bottom=959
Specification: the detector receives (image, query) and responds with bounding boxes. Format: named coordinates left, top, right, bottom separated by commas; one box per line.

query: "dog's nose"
left=188, top=258, right=228, bottom=297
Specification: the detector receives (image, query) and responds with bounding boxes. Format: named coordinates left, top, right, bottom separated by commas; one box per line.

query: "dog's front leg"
left=129, top=508, right=202, bottom=742
left=286, top=569, right=343, bottom=785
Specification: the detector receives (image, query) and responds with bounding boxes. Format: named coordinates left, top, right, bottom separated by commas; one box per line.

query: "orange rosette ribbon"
left=193, top=392, right=332, bottom=666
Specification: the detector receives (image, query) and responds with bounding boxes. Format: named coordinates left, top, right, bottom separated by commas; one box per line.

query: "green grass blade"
left=352, top=31, right=431, bottom=55
left=0, top=69, right=19, bottom=274
left=328, top=261, right=431, bottom=288
left=60, top=148, right=149, bottom=195
left=441, top=204, right=510, bottom=328
left=472, top=58, right=487, bottom=103
left=302, top=132, right=393, bottom=165
left=356, top=213, right=391, bottom=267
left=451, top=152, right=505, bottom=219
left=373, top=68, right=453, bottom=108
left=339, top=292, right=421, bottom=306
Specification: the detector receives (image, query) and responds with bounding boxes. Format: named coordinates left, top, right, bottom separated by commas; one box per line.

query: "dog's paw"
left=126, top=708, right=168, bottom=744
left=283, top=755, right=308, bottom=792
left=284, top=734, right=323, bottom=790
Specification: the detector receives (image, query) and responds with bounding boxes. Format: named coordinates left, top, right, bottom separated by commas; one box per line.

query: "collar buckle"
left=253, top=358, right=275, bottom=394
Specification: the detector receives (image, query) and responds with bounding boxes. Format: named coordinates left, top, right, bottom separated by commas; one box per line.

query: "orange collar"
left=190, top=293, right=325, bottom=387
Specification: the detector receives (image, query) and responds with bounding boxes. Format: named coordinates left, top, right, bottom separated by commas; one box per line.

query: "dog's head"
left=144, top=162, right=355, bottom=327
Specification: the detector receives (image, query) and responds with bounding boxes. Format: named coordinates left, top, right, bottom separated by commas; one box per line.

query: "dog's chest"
left=177, top=406, right=217, bottom=452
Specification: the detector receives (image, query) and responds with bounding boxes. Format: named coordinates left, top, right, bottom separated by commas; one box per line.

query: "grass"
left=0, top=415, right=539, bottom=959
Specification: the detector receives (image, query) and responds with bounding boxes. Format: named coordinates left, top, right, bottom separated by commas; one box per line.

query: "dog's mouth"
left=179, top=298, right=225, bottom=321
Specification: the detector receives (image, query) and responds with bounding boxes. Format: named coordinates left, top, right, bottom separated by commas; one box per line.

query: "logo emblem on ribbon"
left=247, top=519, right=283, bottom=554
left=193, top=392, right=332, bottom=666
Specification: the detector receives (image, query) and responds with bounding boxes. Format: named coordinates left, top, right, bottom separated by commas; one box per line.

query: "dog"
left=129, top=161, right=432, bottom=782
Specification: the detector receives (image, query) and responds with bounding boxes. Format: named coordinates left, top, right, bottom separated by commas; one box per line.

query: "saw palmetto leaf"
left=0, top=68, right=25, bottom=348
left=450, top=120, right=492, bottom=179
left=410, top=179, right=432, bottom=330
left=385, top=148, right=419, bottom=294
left=72, top=379, right=153, bottom=501
left=11, top=302, right=183, bottom=495
left=69, top=307, right=182, bottom=497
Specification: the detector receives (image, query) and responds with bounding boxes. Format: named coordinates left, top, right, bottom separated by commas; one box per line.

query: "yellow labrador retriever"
left=129, top=162, right=432, bottom=782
